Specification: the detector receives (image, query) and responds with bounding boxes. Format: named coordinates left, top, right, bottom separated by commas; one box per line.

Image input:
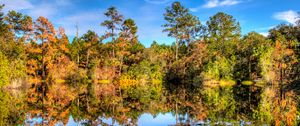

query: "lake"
left=1, top=81, right=300, bottom=125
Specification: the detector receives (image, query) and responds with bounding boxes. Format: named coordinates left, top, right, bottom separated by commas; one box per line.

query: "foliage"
left=119, top=60, right=163, bottom=103
left=162, top=2, right=202, bottom=60
left=201, top=87, right=236, bottom=119
left=0, top=3, right=300, bottom=125
left=0, top=52, right=10, bottom=87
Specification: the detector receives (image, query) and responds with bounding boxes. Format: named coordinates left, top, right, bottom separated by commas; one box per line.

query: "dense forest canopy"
left=0, top=1, right=300, bottom=125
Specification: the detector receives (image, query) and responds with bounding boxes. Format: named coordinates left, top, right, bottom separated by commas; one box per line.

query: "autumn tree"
left=163, top=2, right=201, bottom=60
left=260, top=33, right=298, bottom=93
left=31, top=16, right=56, bottom=81
left=26, top=17, right=57, bottom=113
left=48, top=27, right=76, bottom=81
left=269, top=23, right=300, bottom=60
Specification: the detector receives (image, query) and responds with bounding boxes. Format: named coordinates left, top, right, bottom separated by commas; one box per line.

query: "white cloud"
left=273, top=10, right=299, bottom=25
left=202, top=0, right=219, bottom=8
left=203, top=0, right=241, bottom=8
left=190, top=0, right=242, bottom=12
left=220, top=0, right=240, bottom=6
left=259, top=32, right=269, bottom=37
left=144, top=0, right=172, bottom=4
left=2, top=0, right=34, bottom=11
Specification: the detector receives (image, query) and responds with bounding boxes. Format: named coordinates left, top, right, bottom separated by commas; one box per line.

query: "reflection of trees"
left=257, top=86, right=298, bottom=126
left=7, top=78, right=300, bottom=125
left=0, top=89, right=26, bottom=125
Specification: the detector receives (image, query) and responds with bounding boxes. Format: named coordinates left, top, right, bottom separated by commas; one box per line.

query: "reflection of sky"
left=25, top=113, right=257, bottom=125
left=63, top=113, right=176, bottom=126
left=138, top=113, right=176, bottom=126
left=24, top=114, right=43, bottom=126
left=66, top=116, right=77, bottom=126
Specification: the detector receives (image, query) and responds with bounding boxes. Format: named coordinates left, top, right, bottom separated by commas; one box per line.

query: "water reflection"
left=1, top=80, right=300, bottom=125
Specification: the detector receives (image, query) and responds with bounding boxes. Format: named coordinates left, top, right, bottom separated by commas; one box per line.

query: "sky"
left=1, top=0, right=300, bottom=47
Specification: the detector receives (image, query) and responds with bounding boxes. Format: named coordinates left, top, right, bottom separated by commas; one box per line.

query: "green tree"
left=206, top=12, right=240, bottom=55
left=162, top=2, right=201, bottom=60
left=202, top=12, right=241, bottom=83
left=80, top=30, right=100, bottom=70
left=237, top=32, right=268, bottom=80
left=120, top=18, right=138, bottom=43
left=101, top=6, right=123, bottom=41
left=0, top=51, right=10, bottom=87
left=0, top=6, right=27, bottom=83
left=4, top=10, right=33, bottom=38
left=101, top=7, right=124, bottom=58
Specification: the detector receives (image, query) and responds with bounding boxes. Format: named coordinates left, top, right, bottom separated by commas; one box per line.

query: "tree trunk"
left=176, top=37, right=178, bottom=61
left=112, top=28, right=115, bottom=58
left=249, top=57, right=251, bottom=79
left=41, top=39, right=45, bottom=81
left=280, top=65, right=283, bottom=100
left=86, top=49, right=89, bottom=70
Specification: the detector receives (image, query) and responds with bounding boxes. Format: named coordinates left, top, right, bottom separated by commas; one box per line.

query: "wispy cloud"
left=144, top=0, right=172, bottom=4
left=273, top=10, right=299, bottom=25
left=2, top=0, right=73, bottom=19
left=54, top=0, right=72, bottom=6
left=55, top=10, right=105, bottom=37
left=256, top=25, right=276, bottom=31
left=203, top=0, right=241, bottom=8
left=27, top=3, right=58, bottom=19
left=190, top=0, right=242, bottom=12
left=2, top=0, right=34, bottom=12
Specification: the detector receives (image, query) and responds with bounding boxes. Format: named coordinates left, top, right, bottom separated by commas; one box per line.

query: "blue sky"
left=2, top=0, right=300, bottom=47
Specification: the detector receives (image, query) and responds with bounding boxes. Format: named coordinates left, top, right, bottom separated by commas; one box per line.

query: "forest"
left=0, top=1, right=300, bottom=125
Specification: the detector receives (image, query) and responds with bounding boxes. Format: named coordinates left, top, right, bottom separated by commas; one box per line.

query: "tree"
left=0, top=4, right=5, bottom=26
left=101, top=7, right=123, bottom=58
left=101, top=6, right=123, bottom=41
left=32, top=16, right=56, bottom=81
left=201, top=12, right=241, bottom=83
left=237, top=32, right=268, bottom=80
left=120, top=18, right=138, bottom=43
left=80, top=30, right=100, bottom=70
left=0, top=6, right=27, bottom=84
left=259, top=33, right=298, bottom=101
left=26, top=17, right=57, bottom=114
left=4, top=10, right=33, bottom=39
left=0, top=5, right=14, bottom=56
left=0, top=51, right=10, bottom=87
left=206, top=12, right=240, bottom=55
left=162, top=2, right=201, bottom=60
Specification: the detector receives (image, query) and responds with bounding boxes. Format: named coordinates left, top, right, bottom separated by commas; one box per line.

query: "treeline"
left=0, top=2, right=300, bottom=125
